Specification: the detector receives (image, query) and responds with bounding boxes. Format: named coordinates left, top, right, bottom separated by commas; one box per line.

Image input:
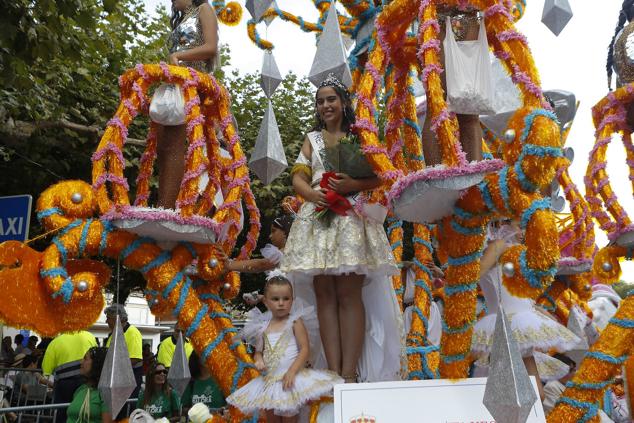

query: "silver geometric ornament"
left=480, top=110, right=517, bottom=141
left=550, top=180, right=560, bottom=197
left=167, top=332, right=192, bottom=397
left=543, top=89, right=577, bottom=130
left=245, top=0, right=274, bottom=21
left=263, top=0, right=277, bottom=26
left=260, top=50, right=283, bottom=98
left=353, top=18, right=375, bottom=56
left=308, top=0, right=353, bottom=88
left=98, top=316, right=137, bottom=418
left=249, top=100, right=288, bottom=185
left=550, top=178, right=565, bottom=213
left=483, top=307, right=538, bottom=423
left=551, top=195, right=566, bottom=212
left=541, top=0, right=573, bottom=36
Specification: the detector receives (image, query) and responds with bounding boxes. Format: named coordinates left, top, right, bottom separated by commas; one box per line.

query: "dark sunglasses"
left=154, top=369, right=168, bottom=375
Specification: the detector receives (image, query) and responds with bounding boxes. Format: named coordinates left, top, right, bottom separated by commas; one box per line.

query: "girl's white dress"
left=226, top=305, right=343, bottom=417
left=472, top=265, right=582, bottom=381
left=472, top=265, right=581, bottom=359
left=471, top=226, right=582, bottom=380
left=280, top=131, right=404, bottom=382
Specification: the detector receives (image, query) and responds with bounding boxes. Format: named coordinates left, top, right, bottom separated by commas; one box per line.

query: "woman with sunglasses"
left=66, top=347, right=111, bottom=423
left=137, top=363, right=181, bottom=420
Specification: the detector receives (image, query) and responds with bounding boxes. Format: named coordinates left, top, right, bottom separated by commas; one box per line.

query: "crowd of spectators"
left=0, top=304, right=226, bottom=423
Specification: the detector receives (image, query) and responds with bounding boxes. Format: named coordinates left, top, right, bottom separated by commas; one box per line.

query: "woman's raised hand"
left=168, top=52, right=180, bottom=65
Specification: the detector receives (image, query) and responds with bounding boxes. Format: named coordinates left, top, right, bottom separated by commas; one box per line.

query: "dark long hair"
left=188, top=351, right=204, bottom=379
left=312, top=84, right=356, bottom=134
left=85, top=347, right=108, bottom=387
left=143, top=362, right=171, bottom=406
left=607, top=0, right=634, bottom=88
left=272, top=214, right=294, bottom=237
left=171, top=0, right=209, bottom=29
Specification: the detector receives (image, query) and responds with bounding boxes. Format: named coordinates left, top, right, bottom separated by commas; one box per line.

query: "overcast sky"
left=146, top=1, right=633, bottom=260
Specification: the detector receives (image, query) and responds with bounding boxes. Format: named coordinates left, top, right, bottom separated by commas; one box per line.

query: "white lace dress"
left=472, top=265, right=581, bottom=361
left=226, top=306, right=343, bottom=417
left=279, top=131, right=404, bottom=382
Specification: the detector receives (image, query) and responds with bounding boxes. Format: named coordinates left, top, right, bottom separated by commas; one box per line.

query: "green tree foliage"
left=225, top=70, right=315, bottom=297
left=226, top=70, right=314, bottom=219
left=0, top=0, right=169, bottom=199
left=0, top=1, right=317, bottom=301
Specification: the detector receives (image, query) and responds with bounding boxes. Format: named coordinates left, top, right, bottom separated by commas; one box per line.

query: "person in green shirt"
left=66, top=347, right=111, bottom=423
left=137, top=363, right=181, bottom=420
left=181, top=351, right=226, bottom=413
left=43, top=331, right=97, bottom=423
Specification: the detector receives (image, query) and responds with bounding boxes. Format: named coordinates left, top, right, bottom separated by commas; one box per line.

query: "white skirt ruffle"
left=471, top=308, right=581, bottom=359
left=280, top=202, right=398, bottom=278
left=226, top=369, right=342, bottom=417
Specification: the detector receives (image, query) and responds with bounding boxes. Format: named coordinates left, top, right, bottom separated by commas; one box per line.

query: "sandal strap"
left=342, top=373, right=359, bottom=382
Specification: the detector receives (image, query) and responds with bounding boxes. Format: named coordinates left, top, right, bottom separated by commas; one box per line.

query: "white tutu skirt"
left=280, top=202, right=398, bottom=278
left=226, top=369, right=343, bottom=417
left=471, top=308, right=581, bottom=359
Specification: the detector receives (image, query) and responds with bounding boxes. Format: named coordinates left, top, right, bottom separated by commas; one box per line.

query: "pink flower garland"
left=101, top=205, right=223, bottom=237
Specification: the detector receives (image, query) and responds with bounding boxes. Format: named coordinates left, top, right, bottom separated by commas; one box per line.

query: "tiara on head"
left=318, top=72, right=348, bottom=93
left=266, top=269, right=288, bottom=281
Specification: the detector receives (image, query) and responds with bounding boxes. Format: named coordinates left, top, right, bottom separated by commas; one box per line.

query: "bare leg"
left=156, top=124, right=187, bottom=209
left=523, top=355, right=545, bottom=401
left=314, top=275, right=342, bottom=374
left=335, top=273, right=365, bottom=381
left=423, top=17, right=482, bottom=166
left=265, top=410, right=282, bottom=423
left=457, top=114, right=483, bottom=162
left=422, top=116, right=443, bottom=166
left=281, top=415, right=298, bottom=423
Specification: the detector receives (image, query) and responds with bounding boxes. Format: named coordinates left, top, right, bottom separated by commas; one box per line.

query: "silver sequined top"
left=167, top=5, right=217, bottom=73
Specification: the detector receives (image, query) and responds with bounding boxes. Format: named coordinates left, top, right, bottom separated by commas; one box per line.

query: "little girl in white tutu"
left=226, top=273, right=343, bottom=422
left=472, top=221, right=581, bottom=397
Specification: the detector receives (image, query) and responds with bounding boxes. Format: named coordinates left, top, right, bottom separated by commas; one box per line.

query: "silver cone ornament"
left=308, top=0, right=352, bottom=87
left=263, top=1, right=277, bottom=26
left=167, top=332, right=192, bottom=396
left=260, top=50, right=283, bottom=98
left=483, top=307, right=538, bottom=423
left=245, top=0, right=274, bottom=21
left=541, top=0, right=573, bottom=36
left=249, top=100, right=288, bottom=185
left=98, top=316, right=137, bottom=418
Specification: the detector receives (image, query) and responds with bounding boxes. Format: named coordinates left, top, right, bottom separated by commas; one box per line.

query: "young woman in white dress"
left=280, top=74, right=403, bottom=382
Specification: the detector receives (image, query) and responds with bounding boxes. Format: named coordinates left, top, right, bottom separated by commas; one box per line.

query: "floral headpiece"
left=266, top=269, right=288, bottom=281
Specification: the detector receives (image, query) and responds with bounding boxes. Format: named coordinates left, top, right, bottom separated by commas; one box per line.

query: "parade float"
left=2, top=0, right=634, bottom=422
